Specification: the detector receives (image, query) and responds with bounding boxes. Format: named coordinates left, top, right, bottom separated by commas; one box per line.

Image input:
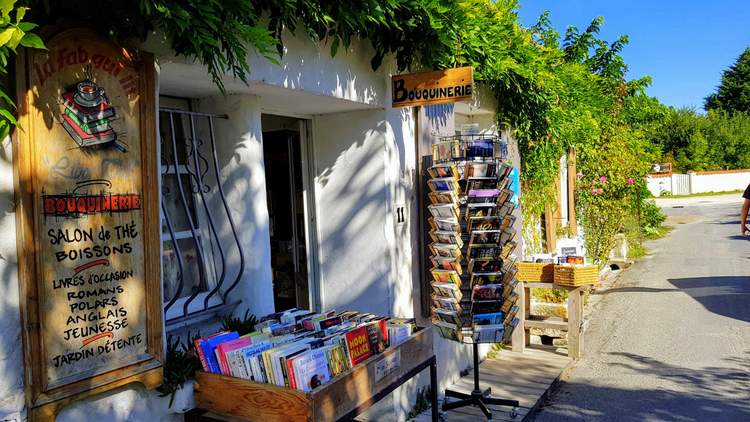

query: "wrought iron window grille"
left=159, top=108, right=245, bottom=329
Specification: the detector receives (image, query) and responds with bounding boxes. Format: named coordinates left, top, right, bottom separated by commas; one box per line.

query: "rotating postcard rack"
left=426, top=134, right=520, bottom=420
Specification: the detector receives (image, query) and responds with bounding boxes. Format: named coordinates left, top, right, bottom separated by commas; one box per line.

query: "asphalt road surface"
left=532, top=195, right=750, bottom=422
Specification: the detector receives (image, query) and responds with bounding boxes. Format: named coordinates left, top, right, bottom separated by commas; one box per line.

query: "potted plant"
left=157, top=333, right=202, bottom=413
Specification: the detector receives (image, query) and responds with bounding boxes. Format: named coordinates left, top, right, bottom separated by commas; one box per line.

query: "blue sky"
left=516, top=1, right=750, bottom=110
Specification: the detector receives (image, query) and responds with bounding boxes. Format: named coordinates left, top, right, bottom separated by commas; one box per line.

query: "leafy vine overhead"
left=11, top=0, right=661, bottom=258
left=0, top=0, right=45, bottom=139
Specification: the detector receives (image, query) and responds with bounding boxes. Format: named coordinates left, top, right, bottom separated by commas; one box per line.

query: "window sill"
left=164, top=300, right=241, bottom=333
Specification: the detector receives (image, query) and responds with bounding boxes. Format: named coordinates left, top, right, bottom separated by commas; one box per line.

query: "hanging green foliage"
left=6, top=0, right=664, bottom=261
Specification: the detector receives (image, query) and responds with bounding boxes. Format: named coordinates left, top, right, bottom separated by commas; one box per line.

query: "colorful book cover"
left=344, top=326, right=373, bottom=366
left=216, top=337, right=252, bottom=376
left=201, top=332, right=239, bottom=374
left=386, top=323, right=412, bottom=346
left=316, top=316, right=343, bottom=331
left=292, top=348, right=333, bottom=392
left=239, top=342, right=272, bottom=381
left=364, top=320, right=389, bottom=354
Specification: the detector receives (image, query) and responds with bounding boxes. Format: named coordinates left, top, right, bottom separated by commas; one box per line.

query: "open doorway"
left=262, top=114, right=313, bottom=311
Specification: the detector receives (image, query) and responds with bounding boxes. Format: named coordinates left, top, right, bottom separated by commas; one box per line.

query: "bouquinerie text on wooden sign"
left=14, top=29, right=162, bottom=420
left=391, top=66, right=473, bottom=108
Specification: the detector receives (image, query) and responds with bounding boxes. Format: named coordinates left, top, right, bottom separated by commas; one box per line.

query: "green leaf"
left=19, top=33, right=45, bottom=50
left=0, top=107, right=17, bottom=126
left=0, top=0, right=14, bottom=21
left=14, top=5, right=25, bottom=23
left=330, top=37, right=339, bottom=57
left=0, top=27, right=16, bottom=47
left=7, top=25, right=23, bottom=50
left=17, top=22, right=37, bottom=32
left=0, top=88, right=15, bottom=108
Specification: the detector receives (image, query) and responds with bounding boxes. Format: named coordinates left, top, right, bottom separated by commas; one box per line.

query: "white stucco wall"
left=646, top=175, right=672, bottom=196
left=196, top=94, right=276, bottom=319
left=648, top=171, right=750, bottom=196
left=0, top=135, right=24, bottom=422
left=689, top=170, right=750, bottom=194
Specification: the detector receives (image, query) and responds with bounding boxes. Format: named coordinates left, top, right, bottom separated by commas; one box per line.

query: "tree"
left=705, top=47, right=750, bottom=113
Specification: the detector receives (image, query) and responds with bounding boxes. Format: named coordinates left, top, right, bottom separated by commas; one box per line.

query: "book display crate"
left=193, top=327, right=436, bottom=422
left=427, top=134, right=519, bottom=345
left=426, top=134, right=521, bottom=420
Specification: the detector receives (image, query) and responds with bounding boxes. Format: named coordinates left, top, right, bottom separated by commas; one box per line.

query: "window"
left=158, top=97, right=244, bottom=326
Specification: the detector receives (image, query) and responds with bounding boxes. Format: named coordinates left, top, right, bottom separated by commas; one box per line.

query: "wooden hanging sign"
left=13, top=29, right=163, bottom=420
left=391, top=66, right=473, bottom=107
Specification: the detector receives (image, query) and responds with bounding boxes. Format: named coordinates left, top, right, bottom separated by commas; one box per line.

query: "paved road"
left=532, top=197, right=750, bottom=421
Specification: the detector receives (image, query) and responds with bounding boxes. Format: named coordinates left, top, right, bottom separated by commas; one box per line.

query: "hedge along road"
left=532, top=197, right=750, bottom=421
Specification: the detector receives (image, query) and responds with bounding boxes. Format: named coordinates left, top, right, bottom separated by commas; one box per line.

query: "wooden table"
left=511, top=282, right=585, bottom=359
left=192, top=327, right=438, bottom=422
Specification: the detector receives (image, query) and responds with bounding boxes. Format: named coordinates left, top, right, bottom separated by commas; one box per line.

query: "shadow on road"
left=535, top=352, right=750, bottom=421
left=596, top=286, right=676, bottom=295
left=667, top=276, right=750, bottom=323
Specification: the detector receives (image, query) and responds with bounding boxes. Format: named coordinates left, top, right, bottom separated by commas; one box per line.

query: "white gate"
left=671, top=173, right=691, bottom=195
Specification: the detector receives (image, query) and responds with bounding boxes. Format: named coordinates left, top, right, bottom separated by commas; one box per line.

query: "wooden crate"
left=194, top=327, right=434, bottom=422
left=554, top=265, right=598, bottom=287
left=516, top=262, right=555, bottom=282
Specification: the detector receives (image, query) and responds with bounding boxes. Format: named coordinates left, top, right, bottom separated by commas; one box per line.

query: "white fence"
left=647, top=170, right=750, bottom=196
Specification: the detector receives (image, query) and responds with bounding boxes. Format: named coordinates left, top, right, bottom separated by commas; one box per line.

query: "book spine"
left=255, top=355, right=267, bottom=383
left=215, top=349, right=228, bottom=375
left=286, top=358, right=297, bottom=390
left=262, top=351, right=275, bottom=385
left=194, top=339, right=209, bottom=372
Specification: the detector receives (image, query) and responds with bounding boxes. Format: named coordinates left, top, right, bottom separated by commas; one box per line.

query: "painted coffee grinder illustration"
left=60, top=67, right=125, bottom=152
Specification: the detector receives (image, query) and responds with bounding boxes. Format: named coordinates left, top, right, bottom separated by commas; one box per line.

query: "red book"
left=286, top=356, right=298, bottom=389
left=194, top=331, right=228, bottom=372
left=344, top=327, right=373, bottom=366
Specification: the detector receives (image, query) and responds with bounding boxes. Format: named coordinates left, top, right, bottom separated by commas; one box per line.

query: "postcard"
left=428, top=203, right=457, bottom=218
left=431, top=282, right=463, bottom=300
left=468, top=216, right=502, bottom=232
left=465, top=162, right=497, bottom=178
left=470, top=230, right=502, bottom=246
left=472, top=284, right=504, bottom=301
left=469, top=258, right=503, bottom=273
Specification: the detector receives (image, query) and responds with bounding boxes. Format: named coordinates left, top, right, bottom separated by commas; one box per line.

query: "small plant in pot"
left=157, top=333, right=202, bottom=412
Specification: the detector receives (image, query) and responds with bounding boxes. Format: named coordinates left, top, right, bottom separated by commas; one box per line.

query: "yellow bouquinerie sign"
left=14, top=29, right=162, bottom=421
left=391, top=66, right=473, bottom=108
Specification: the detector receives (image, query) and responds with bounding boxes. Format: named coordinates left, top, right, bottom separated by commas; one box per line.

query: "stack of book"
left=427, top=136, right=520, bottom=344
left=60, top=86, right=120, bottom=150
left=194, top=309, right=416, bottom=392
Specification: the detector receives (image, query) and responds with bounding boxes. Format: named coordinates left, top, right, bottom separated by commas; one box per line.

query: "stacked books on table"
left=426, top=139, right=521, bottom=344
left=60, top=89, right=122, bottom=150
left=194, top=309, right=416, bottom=392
